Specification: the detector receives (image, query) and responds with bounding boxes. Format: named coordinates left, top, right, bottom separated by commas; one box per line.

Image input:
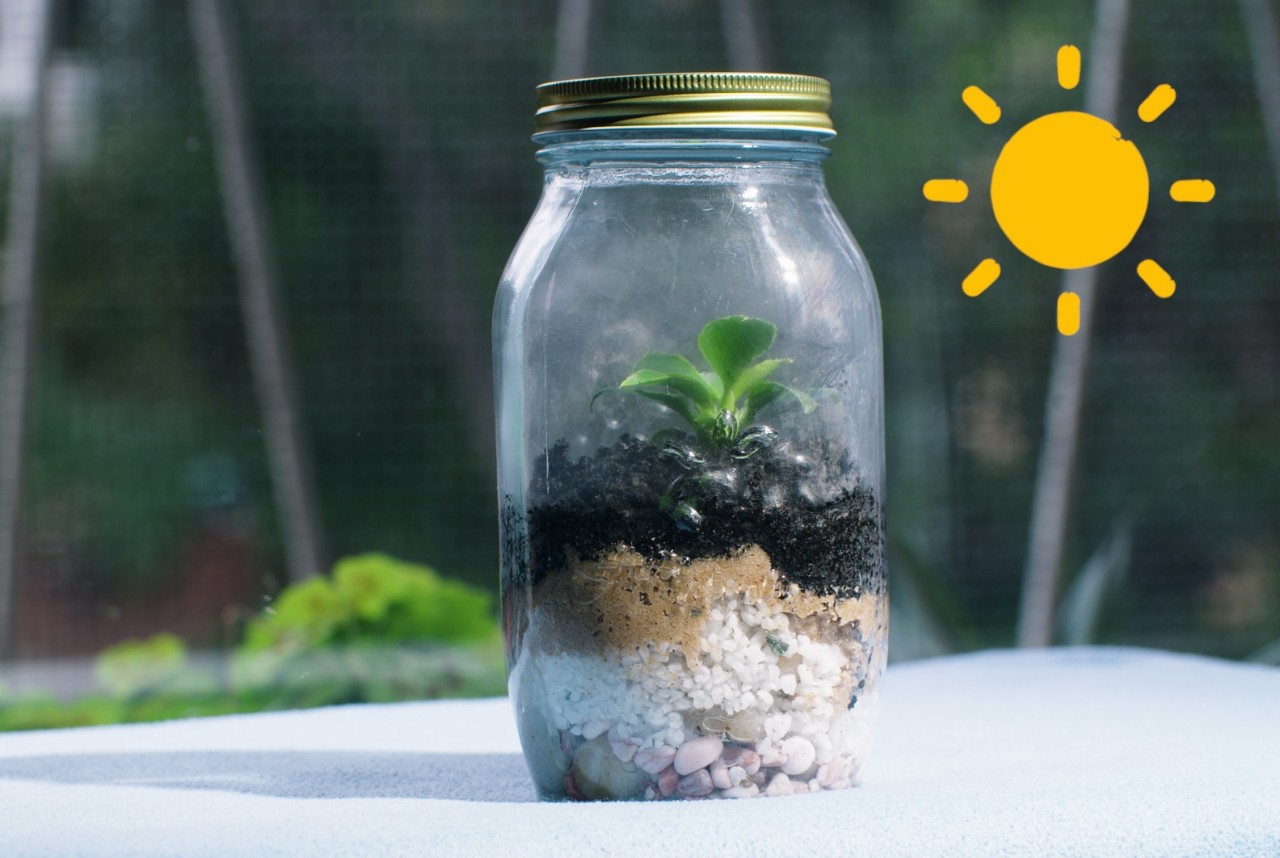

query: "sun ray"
left=962, top=86, right=1001, bottom=125
left=1057, top=46, right=1081, bottom=90
left=962, top=258, right=1000, bottom=297
left=1138, top=259, right=1176, bottom=298
left=1057, top=292, right=1081, bottom=335
left=1138, top=84, right=1176, bottom=123
left=1170, top=179, right=1215, bottom=203
left=923, top=179, right=969, bottom=202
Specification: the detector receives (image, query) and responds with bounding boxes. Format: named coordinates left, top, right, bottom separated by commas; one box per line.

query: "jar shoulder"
left=502, top=170, right=875, bottom=316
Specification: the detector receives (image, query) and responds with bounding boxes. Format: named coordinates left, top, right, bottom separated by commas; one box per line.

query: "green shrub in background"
left=0, top=555, right=505, bottom=732
left=232, top=553, right=503, bottom=707
left=94, top=632, right=200, bottom=698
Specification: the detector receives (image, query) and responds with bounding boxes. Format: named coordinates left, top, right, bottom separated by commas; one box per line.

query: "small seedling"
left=615, top=315, right=816, bottom=454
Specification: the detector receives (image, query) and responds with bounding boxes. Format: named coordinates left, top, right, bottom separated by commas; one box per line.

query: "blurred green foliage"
left=0, top=555, right=504, bottom=731
left=94, top=632, right=193, bottom=697
left=231, top=553, right=502, bottom=707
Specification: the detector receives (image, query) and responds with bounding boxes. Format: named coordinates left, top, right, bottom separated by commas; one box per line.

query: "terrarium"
left=494, top=73, right=886, bottom=801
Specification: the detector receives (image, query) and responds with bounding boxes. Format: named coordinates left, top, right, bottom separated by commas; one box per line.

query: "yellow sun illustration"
left=925, top=45, right=1215, bottom=335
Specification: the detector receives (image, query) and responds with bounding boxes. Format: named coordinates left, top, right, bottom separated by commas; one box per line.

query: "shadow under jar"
left=494, top=73, right=887, bottom=801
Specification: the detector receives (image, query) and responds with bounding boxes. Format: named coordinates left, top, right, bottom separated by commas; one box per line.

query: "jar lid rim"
left=534, top=73, right=834, bottom=135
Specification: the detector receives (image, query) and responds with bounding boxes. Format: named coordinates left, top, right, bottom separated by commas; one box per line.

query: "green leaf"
left=632, top=390, right=699, bottom=425
left=742, top=382, right=785, bottom=424
left=621, top=352, right=719, bottom=412
left=742, top=381, right=817, bottom=424
left=698, top=316, right=777, bottom=390
left=788, top=386, right=818, bottom=414
left=726, top=358, right=791, bottom=405
left=700, top=371, right=724, bottom=400
left=618, top=368, right=673, bottom=387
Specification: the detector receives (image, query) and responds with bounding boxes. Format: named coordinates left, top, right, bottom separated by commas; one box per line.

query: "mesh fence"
left=0, top=0, right=1275, bottom=672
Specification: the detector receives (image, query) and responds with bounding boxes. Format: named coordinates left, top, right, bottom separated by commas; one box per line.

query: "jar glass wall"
left=495, top=80, right=886, bottom=802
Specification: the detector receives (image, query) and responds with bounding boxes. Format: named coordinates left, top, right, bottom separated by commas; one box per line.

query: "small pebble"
left=727, top=765, right=748, bottom=787
left=674, top=736, right=723, bottom=775
left=818, top=758, right=846, bottom=788
left=709, top=759, right=732, bottom=790
left=677, top=769, right=714, bottom=797
left=634, top=745, right=676, bottom=775
left=658, top=765, right=679, bottom=797
left=764, top=773, right=793, bottom=797
left=780, top=737, right=816, bottom=776
left=751, top=769, right=768, bottom=787
left=563, top=772, right=587, bottom=801
left=721, top=783, right=760, bottom=799
left=607, top=726, right=638, bottom=763
left=759, top=746, right=788, bottom=768
left=581, top=719, right=612, bottom=741
left=720, top=747, right=761, bottom=775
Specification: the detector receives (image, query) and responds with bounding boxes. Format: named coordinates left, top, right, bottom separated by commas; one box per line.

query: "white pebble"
left=726, top=765, right=748, bottom=787
left=759, top=746, right=787, bottom=768
left=780, top=736, right=816, bottom=775
left=709, top=759, right=732, bottom=790
left=764, top=773, right=793, bottom=797
left=633, top=744, right=676, bottom=775
left=818, top=757, right=846, bottom=788
left=607, top=725, right=638, bottom=762
left=721, top=783, right=760, bottom=799
left=674, top=736, right=723, bottom=775
left=581, top=718, right=611, bottom=741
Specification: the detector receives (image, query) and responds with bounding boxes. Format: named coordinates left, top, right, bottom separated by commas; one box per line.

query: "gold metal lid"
left=534, top=72, right=834, bottom=135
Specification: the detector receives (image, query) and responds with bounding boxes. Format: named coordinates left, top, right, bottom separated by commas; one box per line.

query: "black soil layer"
left=510, top=435, right=885, bottom=599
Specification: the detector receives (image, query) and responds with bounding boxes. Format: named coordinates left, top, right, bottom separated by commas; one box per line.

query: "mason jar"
left=494, top=73, right=886, bottom=802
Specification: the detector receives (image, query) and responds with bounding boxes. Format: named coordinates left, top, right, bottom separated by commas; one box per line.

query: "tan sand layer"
left=533, top=544, right=881, bottom=662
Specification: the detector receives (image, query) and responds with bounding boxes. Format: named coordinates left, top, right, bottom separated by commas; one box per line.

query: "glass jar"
left=494, top=73, right=886, bottom=802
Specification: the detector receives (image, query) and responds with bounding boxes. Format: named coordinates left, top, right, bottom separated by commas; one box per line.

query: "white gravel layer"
left=524, top=590, right=881, bottom=791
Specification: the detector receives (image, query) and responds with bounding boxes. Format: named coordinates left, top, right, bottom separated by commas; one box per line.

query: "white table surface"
left=0, top=647, right=1277, bottom=857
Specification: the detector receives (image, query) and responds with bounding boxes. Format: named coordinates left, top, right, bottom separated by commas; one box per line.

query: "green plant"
left=0, top=554, right=504, bottom=732
left=614, top=315, right=816, bottom=454
left=94, top=633, right=191, bottom=698
left=231, top=553, right=503, bottom=706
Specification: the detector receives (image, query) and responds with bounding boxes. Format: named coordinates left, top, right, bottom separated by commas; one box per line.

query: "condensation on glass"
left=494, top=73, right=886, bottom=801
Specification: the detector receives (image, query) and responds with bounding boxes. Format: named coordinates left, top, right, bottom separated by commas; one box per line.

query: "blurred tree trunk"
left=189, top=0, right=327, bottom=583
left=1239, top=0, right=1280, bottom=214
left=720, top=0, right=772, bottom=71
left=0, top=0, right=56, bottom=661
left=1018, top=0, right=1130, bottom=648
left=553, top=0, right=593, bottom=80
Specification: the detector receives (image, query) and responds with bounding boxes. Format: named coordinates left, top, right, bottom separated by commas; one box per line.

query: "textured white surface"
left=1, top=647, right=1277, bottom=857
